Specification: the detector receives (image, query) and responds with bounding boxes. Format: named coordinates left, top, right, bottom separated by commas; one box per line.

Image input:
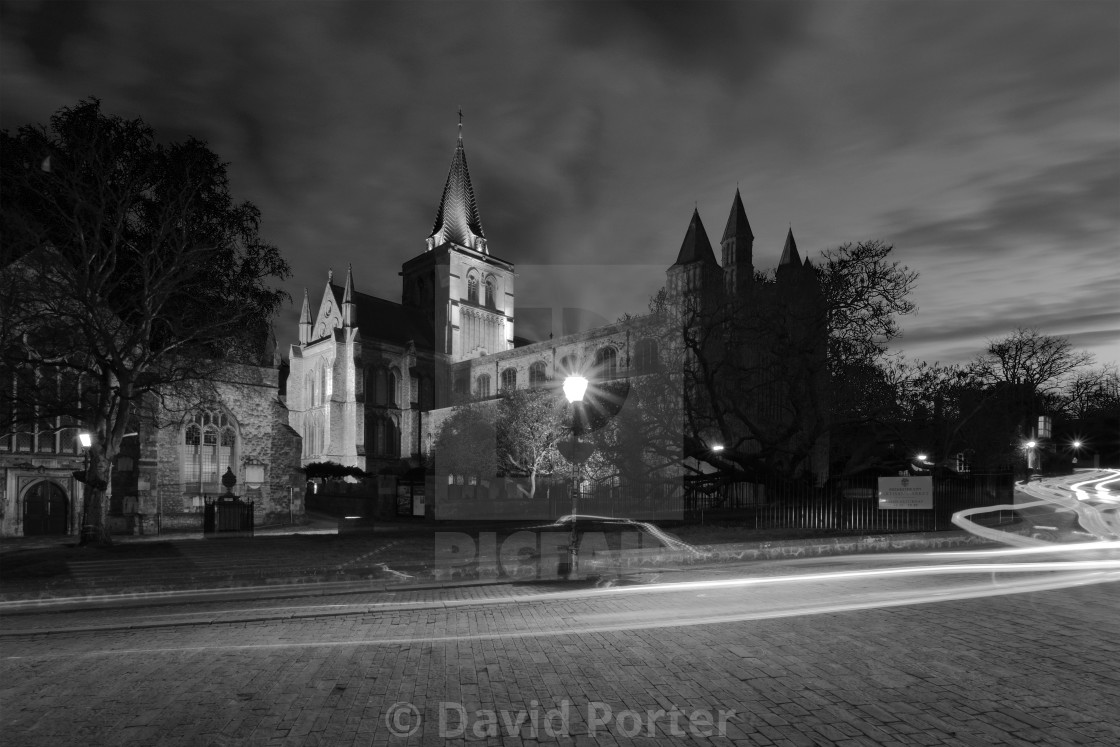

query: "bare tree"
left=494, top=388, right=566, bottom=499
left=1, top=99, right=290, bottom=545
left=974, top=328, right=1094, bottom=395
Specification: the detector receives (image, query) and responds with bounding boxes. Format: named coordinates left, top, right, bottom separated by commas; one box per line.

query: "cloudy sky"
left=2, top=0, right=1117, bottom=367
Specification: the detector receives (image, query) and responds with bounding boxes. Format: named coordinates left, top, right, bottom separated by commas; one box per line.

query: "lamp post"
left=563, top=375, right=588, bottom=580
left=1024, top=440, right=1038, bottom=481
left=78, top=431, right=92, bottom=540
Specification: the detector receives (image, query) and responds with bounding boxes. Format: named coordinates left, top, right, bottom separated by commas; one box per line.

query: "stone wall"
left=146, top=363, right=303, bottom=527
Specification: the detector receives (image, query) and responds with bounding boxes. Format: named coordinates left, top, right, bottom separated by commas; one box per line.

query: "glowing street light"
left=563, top=375, right=588, bottom=404
left=563, top=375, right=588, bottom=580
left=711, top=444, right=724, bottom=452
left=78, top=431, right=92, bottom=448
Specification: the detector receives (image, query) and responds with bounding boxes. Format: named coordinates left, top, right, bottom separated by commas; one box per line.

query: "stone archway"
left=22, top=480, right=69, bottom=536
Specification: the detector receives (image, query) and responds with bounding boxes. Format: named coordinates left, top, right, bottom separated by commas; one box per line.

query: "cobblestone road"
left=2, top=571, right=1118, bottom=746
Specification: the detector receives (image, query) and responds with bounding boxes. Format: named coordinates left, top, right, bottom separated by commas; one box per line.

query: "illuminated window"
left=500, top=368, right=517, bottom=392
left=467, top=275, right=479, bottom=304
left=485, top=277, right=496, bottom=307
left=182, top=408, right=238, bottom=494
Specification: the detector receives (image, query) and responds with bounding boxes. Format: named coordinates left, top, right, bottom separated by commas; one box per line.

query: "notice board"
left=877, top=476, right=933, bottom=509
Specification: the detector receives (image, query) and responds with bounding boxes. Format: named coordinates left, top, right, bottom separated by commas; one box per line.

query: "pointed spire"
left=721, top=188, right=754, bottom=243
left=673, top=208, right=719, bottom=267
left=429, top=114, right=487, bottom=253
left=298, top=288, right=312, bottom=344
left=342, top=264, right=356, bottom=327
left=299, top=288, right=312, bottom=323
left=779, top=227, right=802, bottom=268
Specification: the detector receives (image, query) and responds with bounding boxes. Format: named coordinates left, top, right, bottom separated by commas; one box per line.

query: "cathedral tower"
left=401, top=116, right=515, bottom=363
left=720, top=188, right=755, bottom=298
left=666, top=208, right=722, bottom=316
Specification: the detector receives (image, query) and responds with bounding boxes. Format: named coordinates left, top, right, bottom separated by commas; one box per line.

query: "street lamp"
left=1024, top=440, right=1039, bottom=481
left=563, top=375, right=588, bottom=580
left=78, top=431, right=92, bottom=541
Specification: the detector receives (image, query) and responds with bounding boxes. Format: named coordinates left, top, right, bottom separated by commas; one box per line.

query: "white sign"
left=877, top=476, right=933, bottom=510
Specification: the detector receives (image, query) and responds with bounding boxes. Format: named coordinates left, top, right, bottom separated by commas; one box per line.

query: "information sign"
left=877, top=476, right=933, bottom=509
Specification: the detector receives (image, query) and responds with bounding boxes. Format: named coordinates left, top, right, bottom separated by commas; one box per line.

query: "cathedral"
left=288, top=124, right=829, bottom=513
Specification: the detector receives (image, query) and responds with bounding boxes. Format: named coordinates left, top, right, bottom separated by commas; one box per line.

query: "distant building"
left=288, top=123, right=829, bottom=512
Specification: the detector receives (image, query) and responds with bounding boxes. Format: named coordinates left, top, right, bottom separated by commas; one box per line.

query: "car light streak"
left=6, top=570, right=1116, bottom=660
left=954, top=469, right=1120, bottom=543
left=599, top=559, right=1120, bottom=595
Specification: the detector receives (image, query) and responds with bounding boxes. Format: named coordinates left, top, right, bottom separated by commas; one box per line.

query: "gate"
left=23, top=481, right=69, bottom=535
left=203, top=495, right=254, bottom=535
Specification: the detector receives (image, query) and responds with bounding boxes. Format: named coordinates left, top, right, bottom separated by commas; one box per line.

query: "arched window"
left=372, top=414, right=400, bottom=457
left=476, top=373, right=491, bottom=398
left=634, top=339, right=659, bottom=373
left=595, top=347, right=618, bottom=379
left=418, top=376, right=434, bottom=410
left=182, top=408, right=238, bottom=494
left=529, top=361, right=548, bottom=388
left=559, top=354, right=579, bottom=377
left=485, top=277, right=496, bottom=307
left=467, top=274, right=479, bottom=304
left=595, top=347, right=622, bottom=380
left=500, top=367, right=517, bottom=392
left=389, top=368, right=400, bottom=407
left=369, top=366, right=389, bottom=405
left=454, top=370, right=470, bottom=396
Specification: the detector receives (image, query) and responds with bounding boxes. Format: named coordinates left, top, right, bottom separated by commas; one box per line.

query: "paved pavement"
left=1, top=560, right=1117, bottom=746
left=3, top=475, right=1116, bottom=745
left=0, top=512, right=1018, bottom=607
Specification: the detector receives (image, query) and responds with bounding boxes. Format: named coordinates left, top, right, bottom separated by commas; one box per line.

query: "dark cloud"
left=2, top=0, right=95, bottom=70
left=881, top=145, right=1120, bottom=259
left=560, top=0, right=814, bottom=85
left=2, top=1, right=1116, bottom=369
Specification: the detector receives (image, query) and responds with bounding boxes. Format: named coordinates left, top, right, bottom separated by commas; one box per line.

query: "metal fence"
left=687, top=473, right=1015, bottom=532
left=203, top=495, right=254, bottom=535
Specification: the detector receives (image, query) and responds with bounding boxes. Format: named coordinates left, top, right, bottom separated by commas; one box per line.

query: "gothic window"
left=476, top=373, right=491, bottom=398
left=453, top=370, right=470, bottom=397
left=500, top=367, right=517, bottom=392
left=418, top=376, right=434, bottom=410
left=467, top=274, right=479, bottom=304
left=389, top=368, right=400, bottom=407
left=559, top=354, right=579, bottom=377
left=369, top=366, right=390, bottom=406
left=371, top=414, right=400, bottom=457
left=634, top=339, right=659, bottom=373
left=181, top=408, right=238, bottom=494
left=595, top=347, right=618, bottom=380
left=529, top=361, right=548, bottom=388
left=485, top=277, right=496, bottom=308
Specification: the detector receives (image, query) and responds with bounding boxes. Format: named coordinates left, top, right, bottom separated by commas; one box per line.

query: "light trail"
left=954, top=469, right=1120, bottom=543
left=5, top=570, right=1116, bottom=659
